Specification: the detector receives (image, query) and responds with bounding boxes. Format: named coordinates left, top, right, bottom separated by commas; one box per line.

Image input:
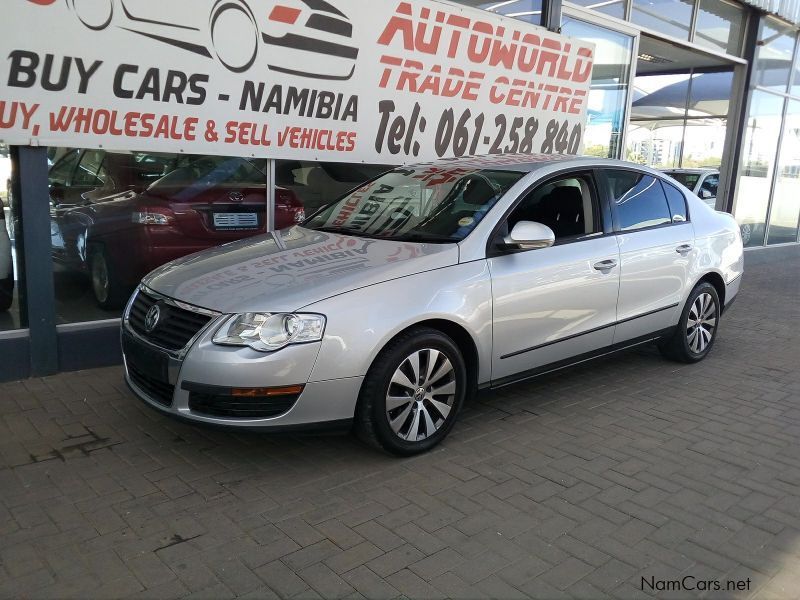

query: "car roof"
left=399, top=154, right=659, bottom=174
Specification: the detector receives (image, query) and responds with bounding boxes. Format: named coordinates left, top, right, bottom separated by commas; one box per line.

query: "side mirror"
left=699, top=189, right=713, bottom=200
left=503, top=221, right=555, bottom=250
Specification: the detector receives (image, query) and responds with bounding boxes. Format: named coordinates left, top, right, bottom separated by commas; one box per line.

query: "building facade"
left=1, top=0, right=799, bottom=381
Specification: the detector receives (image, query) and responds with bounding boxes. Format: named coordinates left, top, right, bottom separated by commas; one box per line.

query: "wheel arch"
left=695, top=271, right=726, bottom=309
left=365, top=318, right=481, bottom=396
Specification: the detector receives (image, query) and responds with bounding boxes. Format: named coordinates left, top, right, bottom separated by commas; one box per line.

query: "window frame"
left=661, top=179, right=691, bottom=223
left=486, top=168, right=613, bottom=257
left=598, top=167, right=691, bottom=233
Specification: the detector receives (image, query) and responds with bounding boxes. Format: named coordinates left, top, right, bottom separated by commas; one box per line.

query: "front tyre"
left=659, top=282, right=720, bottom=363
left=356, top=327, right=467, bottom=456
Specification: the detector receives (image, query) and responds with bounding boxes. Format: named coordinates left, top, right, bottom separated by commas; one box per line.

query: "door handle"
left=593, top=259, right=618, bottom=272
left=676, top=244, right=693, bottom=255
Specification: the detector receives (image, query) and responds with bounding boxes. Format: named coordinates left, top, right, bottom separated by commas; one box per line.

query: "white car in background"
left=662, top=168, right=719, bottom=208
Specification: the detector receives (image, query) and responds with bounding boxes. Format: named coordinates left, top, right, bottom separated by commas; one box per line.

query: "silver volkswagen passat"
left=122, top=154, right=743, bottom=455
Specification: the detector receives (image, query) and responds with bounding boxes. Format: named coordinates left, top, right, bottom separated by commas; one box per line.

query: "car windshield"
left=303, top=165, right=524, bottom=243
left=152, top=156, right=266, bottom=188
left=665, top=172, right=701, bottom=189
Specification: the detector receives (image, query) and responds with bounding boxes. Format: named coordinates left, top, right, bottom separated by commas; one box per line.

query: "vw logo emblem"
left=229, top=191, right=244, bottom=202
left=144, top=305, right=161, bottom=333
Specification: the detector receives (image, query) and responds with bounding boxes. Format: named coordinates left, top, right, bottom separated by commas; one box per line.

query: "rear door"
left=600, top=169, right=695, bottom=344
left=488, top=170, right=620, bottom=382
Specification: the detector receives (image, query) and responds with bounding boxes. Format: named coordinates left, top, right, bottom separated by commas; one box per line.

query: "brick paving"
left=1, top=251, right=799, bottom=600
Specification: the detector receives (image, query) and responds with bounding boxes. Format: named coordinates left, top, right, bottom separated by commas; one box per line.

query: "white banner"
left=0, top=0, right=594, bottom=163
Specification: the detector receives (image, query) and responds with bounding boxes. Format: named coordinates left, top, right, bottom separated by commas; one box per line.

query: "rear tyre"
left=90, top=247, right=128, bottom=310
left=355, top=327, right=467, bottom=456
left=659, top=282, right=720, bottom=363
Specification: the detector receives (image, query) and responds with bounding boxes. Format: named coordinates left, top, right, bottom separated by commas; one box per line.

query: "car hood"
left=143, top=226, right=459, bottom=313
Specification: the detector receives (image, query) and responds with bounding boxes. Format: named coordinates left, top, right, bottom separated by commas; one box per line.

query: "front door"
left=488, top=171, right=620, bottom=382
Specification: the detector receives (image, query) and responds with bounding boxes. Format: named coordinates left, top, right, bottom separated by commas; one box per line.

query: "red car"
left=49, top=151, right=304, bottom=308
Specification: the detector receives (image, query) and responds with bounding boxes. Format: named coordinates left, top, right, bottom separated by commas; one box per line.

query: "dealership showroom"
left=2, top=0, right=800, bottom=597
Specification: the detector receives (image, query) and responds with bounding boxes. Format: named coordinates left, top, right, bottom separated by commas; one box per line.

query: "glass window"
left=506, top=174, right=599, bottom=240
left=49, top=148, right=278, bottom=323
left=681, top=118, right=727, bottom=168
left=694, top=0, right=745, bottom=55
left=304, top=166, right=525, bottom=242
left=276, top=160, right=389, bottom=218
left=49, top=149, right=80, bottom=187
left=631, top=0, right=694, bottom=41
left=607, top=170, right=672, bottom=230
left=754, top=19, right=797, bottom=93
left=627, top=119, right=685, bottom=168
left=562, top=17, right=634, bottom=159
left=662, top=180, right=689, bottom=221
left=1, top=146, right=23, bottom=331
left=767, top=100, right=800, bottom=245
left=629, top=71, right=731, bottom=170
left=449, top=0, right=543, bottom=25
left=733, top=92, right=785, bottom=247
left=73, top=150, right=107, bottom=188
left=566, top=0, right=626, bottom=19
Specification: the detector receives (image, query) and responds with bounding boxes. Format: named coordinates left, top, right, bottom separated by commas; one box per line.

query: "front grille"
left=128, top=364, right=174, bottom=407
left=188, top=393, right=299, bottom=419
left=128, top=290, right=213, bottom=351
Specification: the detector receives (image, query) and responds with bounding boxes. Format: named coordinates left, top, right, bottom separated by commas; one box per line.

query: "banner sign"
left=0, top=0, right=594, bottom=163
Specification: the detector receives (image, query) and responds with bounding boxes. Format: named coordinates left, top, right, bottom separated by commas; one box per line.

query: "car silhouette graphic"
left=54, top=0, right=359, bottom=78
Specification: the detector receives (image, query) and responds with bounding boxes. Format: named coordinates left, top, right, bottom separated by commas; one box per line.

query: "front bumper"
left=121, top=289, right=361, bottom=429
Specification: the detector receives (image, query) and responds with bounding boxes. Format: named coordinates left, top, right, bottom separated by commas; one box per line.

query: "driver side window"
left=505, top=173, right=600, bottom=242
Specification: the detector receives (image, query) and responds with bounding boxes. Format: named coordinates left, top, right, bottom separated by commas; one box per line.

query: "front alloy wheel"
left=386, top=348, right=457, bottom=442
left=356, top=327, right=467, bottom=455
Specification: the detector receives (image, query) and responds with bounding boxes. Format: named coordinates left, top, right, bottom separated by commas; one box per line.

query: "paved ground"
left=1, top=252, right=800, bottom=600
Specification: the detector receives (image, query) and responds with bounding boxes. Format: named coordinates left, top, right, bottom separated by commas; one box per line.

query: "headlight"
left=213, top=313, right=326, bottom=352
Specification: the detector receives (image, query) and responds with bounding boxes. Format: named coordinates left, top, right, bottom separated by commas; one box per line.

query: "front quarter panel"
left=302, top=261, right=493, bottom=385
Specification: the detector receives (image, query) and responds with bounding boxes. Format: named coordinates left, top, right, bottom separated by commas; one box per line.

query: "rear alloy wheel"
left=356, top=328, right=466, bottom=455
left=659, top=282, right=720, bottom=363
left=90, top=248, right=127, bottom=310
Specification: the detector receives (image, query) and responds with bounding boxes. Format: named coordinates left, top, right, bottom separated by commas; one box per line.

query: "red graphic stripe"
left=269, top=5, right=301, bottom=24
left=27, top=0, right=58, bottom=5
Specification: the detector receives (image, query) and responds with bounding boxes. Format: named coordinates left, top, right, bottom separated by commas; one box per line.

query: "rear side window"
left=661, top=181, right=688, bottom=222
left=606, top=170, right=672, bottom=231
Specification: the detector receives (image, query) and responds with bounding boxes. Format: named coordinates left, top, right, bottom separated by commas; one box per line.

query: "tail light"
left=132, top=207, right=176, bottom=226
